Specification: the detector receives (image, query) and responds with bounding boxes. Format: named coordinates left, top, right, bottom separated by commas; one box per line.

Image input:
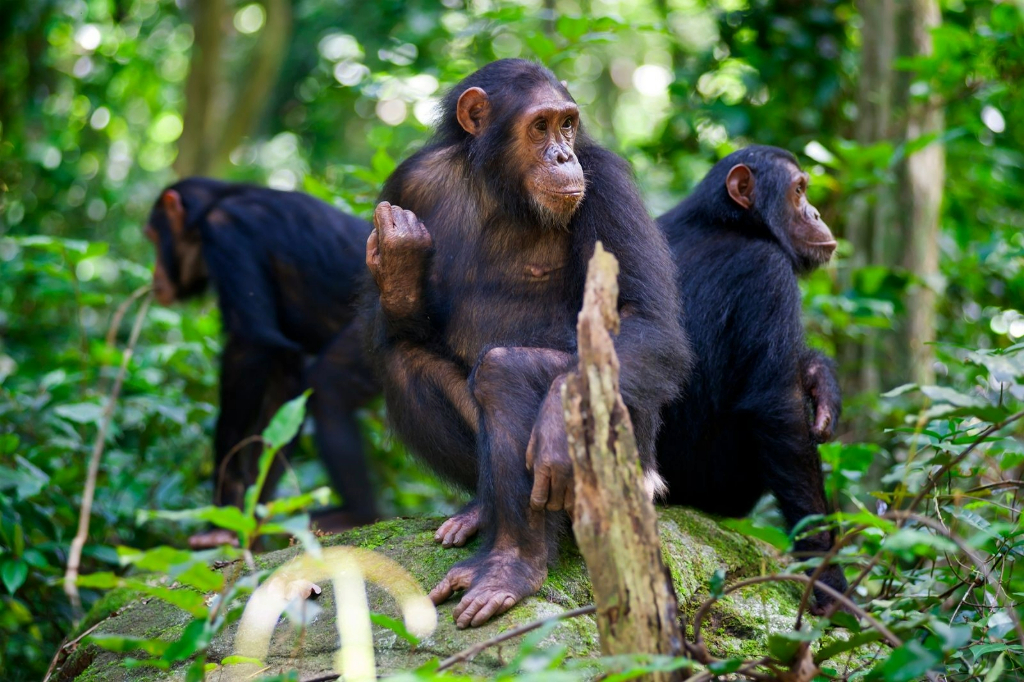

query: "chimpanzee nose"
left=555, top=148, right=571, bottom=164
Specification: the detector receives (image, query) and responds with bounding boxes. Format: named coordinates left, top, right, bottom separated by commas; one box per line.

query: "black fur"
left=366, top=59, right=690, bottom=581
left=656, top=145, right=847, bottom=607
left=150, top=178, right=380, bottom=524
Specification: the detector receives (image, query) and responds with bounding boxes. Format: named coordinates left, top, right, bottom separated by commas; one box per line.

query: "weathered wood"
left=563, top=242, right=684, bottom=679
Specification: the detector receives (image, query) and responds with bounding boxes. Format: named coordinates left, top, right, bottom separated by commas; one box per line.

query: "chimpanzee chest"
left=428, top=228, right=576, bottom=364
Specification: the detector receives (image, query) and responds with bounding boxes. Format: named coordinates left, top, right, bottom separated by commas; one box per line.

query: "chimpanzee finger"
left=365, top=230, right=380, bottom=270
left=530, top=469, right=551, bottom=511
left=469, top=595, right=516, bottom=628
left=546, top=470, right=567, bottom=511
left=373, top=201, right=393, bottom=233
left=429, top=578, right=454, bottom=605
left=525, top=431, right=537, bottom=471
left=564, top=483, right=575, bottom=515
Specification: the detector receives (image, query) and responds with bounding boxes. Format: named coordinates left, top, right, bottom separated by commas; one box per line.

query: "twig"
left=794, top=524, right=868, bottom=630
left=64, top=293, right=153, bottom=613
left=41, top=605, right=130, bottom=682
left=906, top=409, right=1024, bottom=515
left=105, top=284, right=152, bottom=346
left=691, top=574, right=901, bottom=650
left=882, top=511, right=1024, bottom=648
left=436, top=604, right=596, bottom=672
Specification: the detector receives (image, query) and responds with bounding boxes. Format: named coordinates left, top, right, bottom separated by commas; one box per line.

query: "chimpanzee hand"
left=367, top=201, right=433, bottom=319
left=802, top=351, right=841, bottom=443
left=526, top=376, right=574, bottom=512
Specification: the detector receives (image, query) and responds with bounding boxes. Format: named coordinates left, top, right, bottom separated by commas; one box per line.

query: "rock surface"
left=57, top=508, right=809, bottom=681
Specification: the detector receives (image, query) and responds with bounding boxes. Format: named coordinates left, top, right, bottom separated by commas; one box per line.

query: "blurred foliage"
left=2, top=0, right=1024, bottom=680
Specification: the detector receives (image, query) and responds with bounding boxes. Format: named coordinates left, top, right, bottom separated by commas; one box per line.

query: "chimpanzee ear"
left=161, top=190, right=186, bottom=236
left=456, top=87, right=490, bottom=136
left=725, top=164, right=754, bottom=210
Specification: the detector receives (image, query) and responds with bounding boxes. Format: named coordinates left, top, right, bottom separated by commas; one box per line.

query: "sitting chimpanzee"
left=144, top=179, right=379, bottom=547
left=656, top=145, right=847, bottom=611
left=364, top=59, right=690, bottom=628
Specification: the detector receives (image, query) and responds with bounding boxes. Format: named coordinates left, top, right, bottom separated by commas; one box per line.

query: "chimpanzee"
left=655, top=145, right=847, bottom=611
left=364, top=59, right=689, bottom=628
left=144, top=179, right=379, bottom=547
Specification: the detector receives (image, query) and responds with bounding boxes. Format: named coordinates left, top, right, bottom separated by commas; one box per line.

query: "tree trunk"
left=841, top=0, right=898, bottom=398
left=897, top=0, right=944, bottom=385
left=563, top=242, right=684, bottom=680
left=175, top=0, right=292, bottom=178
left=174, top=0, right=227, bottom=177
left=211, top=0, right=293, bottom=175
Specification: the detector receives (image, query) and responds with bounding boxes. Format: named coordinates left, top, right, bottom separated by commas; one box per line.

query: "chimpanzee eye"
left=562, top=118, right=573, bottom=130
left=535, top=119, right=547, bottom=132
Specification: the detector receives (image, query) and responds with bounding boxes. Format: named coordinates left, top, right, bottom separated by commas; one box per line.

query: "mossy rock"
left=56, top=508, right=817, bottom=681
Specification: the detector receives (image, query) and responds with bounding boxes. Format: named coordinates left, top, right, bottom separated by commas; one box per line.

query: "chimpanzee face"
left=456, top=84, right=586, bottom=227
left=144, top=190, right=207, bottom=305
left=143, top=222, right=177, bottom=306
left=516, top=86, right=585, bottom=219
left=783, top=163, right=836, bottom=266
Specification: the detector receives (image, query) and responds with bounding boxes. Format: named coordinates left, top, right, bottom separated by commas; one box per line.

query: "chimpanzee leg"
left=307, top=320, right=382, bottom=530
left=256, top=352, right=305, bottom=501
left=430, top=346, right=574, bottom=629
left=760, top=422, right=847, bottom=611
left=213, top=338, right=277, bottom=509
left=377, top=342, right=480, bottom=491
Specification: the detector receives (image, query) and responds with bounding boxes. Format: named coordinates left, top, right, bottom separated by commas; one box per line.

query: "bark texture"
left=563, top=242, right=684, bottom=678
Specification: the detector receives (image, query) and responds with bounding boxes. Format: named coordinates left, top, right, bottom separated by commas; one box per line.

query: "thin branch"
left=436, top=605, right=596, bottom=672
left=906, top=409, right=1024, bottom=515
left=104, top=284, right=152, bottom=346
left=64, top=293, right=152, bottom=613
left=794, top=524, right=869, bottom=630
left=882, top=510, right=1024, bottom=648
left=42, top=605, right=131, bottom=682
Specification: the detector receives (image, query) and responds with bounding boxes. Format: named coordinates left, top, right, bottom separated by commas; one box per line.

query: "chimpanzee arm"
left=200, top=204, right=301, bottom=352
left=730, top=250, right=846, bottom=604
left=575, top=147, right=692, bottom=458
left=801, top=348, right=842, bottom=443
left=364, top=200, right=480, bottom=488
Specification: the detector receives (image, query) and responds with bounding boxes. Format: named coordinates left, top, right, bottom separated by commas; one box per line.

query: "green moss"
left=58, top=508, right=867, bottom=681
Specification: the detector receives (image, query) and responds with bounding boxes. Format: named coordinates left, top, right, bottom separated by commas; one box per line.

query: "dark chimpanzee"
left=144, top=179, right=379, bottom=547
left=655, top=145, right=847, bottom=611
left=364, top=59, right=689, bottom=627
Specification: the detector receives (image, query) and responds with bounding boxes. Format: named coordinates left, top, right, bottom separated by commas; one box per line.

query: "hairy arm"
left=576, top=147, right=693, bottom=428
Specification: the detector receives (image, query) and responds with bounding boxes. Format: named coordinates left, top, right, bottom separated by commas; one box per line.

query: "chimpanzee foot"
left=429, top=548, right=547, bottom=628
left=188, top=528, right=239, bottom=550
left=435, top=503, right=481, bottom=548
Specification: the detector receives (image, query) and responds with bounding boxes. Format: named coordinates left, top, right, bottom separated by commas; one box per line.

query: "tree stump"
left=562, top=242, right=684, bottom=679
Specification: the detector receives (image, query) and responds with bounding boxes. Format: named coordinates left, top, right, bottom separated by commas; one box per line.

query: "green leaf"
left=767, top=628, right=821, bottom=664
left=163, top=619, right=210, bottom=663
left=125, top=580, right=209, bottom=618
left=141, top=506, right=257, bottom=534
left=371, top=612, right=421, bottom=647
left=708, top=657, right=744, bottom=674
left=883, top=528, right=958, bottom=557
left=89, top=633, right=170, bottom=656
left=721, top=518, right=791, bottom=551
left=221, top=655, right=264, bottom=666
left=814, top=630, right=882, bottom=663
left=709, top=568, right=726, bottom=599
left=879, top=641, right=939, bottom=682
left=2, top=559, right=28, bottom=594
left=76, top=572, right=122, bottom=589
left=261, top=390, right=310, bottom=451
left=983, top=653, right=1006, bottom=682
left=176, top=563, right=224, bottom=593
left=260, top=487, right=332, bottom=518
